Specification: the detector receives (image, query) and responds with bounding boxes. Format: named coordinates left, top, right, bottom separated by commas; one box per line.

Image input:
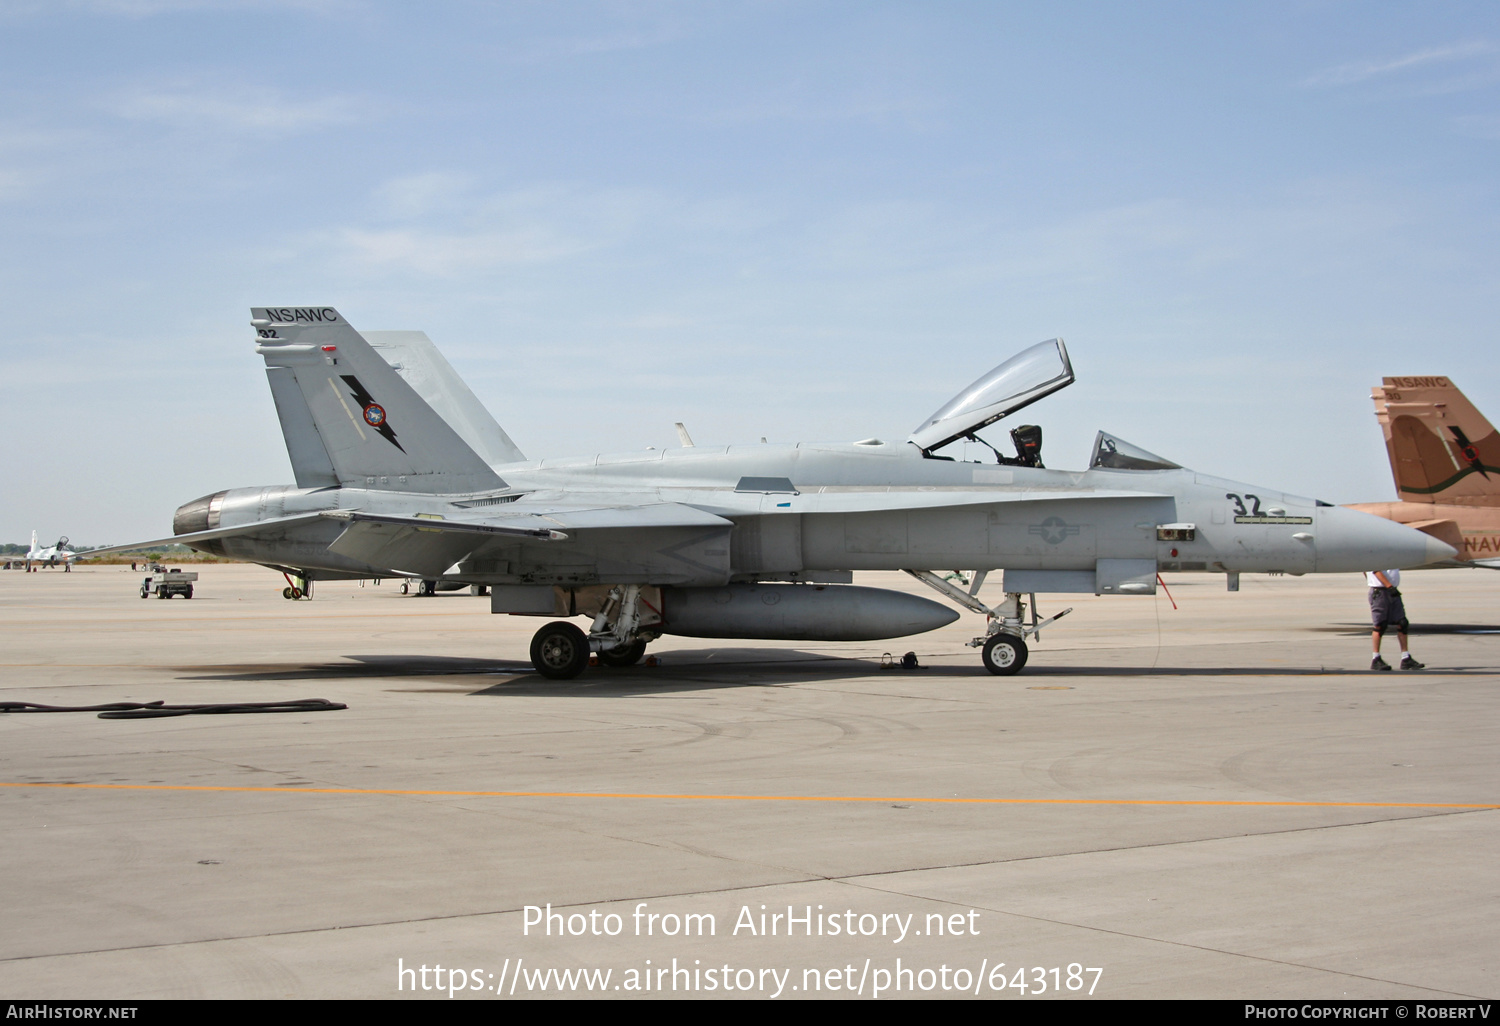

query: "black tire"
left=157, top=589, right=168, bottom=599
left=400, top=582, right=410, bottom=594
left=185, top=586, right=193, bottom=599
left=283, top=586, right=294, bottom=599
left=422, top=580, right=437, bottom=596
left=139, top=589, right=148, bottom=599
left=982, top=633, right=1028, bottom=675
left=530, top=621, right=590, bottom=680
left=290, top=587, right=303, bottom=600
left=597, top=639, right=648, bottom=668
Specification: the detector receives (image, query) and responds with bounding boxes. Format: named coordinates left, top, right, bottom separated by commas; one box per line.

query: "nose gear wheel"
left=982, top=633, right=1028, bottom=675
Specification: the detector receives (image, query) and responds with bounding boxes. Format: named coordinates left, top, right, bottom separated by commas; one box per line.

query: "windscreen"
left=1089, top=431, right=1181, bottom=471
left=908, top=339, right=1073, bottom=453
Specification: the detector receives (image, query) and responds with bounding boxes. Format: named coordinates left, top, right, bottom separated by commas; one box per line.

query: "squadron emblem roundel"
left=363, top=404, right=387, bottom=428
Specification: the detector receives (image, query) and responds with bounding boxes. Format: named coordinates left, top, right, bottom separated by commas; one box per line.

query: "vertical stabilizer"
left=265, top=366, right=339, bottom=488
left=363, top=330, right=526, bottom=467
left=253, top=307, right=505, bottom=494
left=1374, top=376, right=1500, bottom=507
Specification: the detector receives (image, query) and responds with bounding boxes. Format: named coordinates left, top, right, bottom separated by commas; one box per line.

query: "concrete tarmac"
left=0, top=564, right=1495, bottom=1000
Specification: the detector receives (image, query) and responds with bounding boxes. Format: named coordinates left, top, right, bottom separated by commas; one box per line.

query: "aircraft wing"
left=324, top=503, right=736, bottom=582
left=74, top=513, right=331, bottom=558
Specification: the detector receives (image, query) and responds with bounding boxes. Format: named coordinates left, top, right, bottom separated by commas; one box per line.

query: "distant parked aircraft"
left=6, top=531, right=76, bottom=571
left=1346, top=376, right=1500, bottom=569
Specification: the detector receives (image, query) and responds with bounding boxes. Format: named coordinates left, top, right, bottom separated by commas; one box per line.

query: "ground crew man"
left=1367, top=569, right=1422, bottom=671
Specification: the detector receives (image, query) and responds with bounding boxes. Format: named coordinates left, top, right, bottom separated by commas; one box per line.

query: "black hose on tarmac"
left=0, top=698, right=348, bottom=719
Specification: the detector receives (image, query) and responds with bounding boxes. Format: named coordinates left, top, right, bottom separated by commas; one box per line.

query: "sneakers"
left=1372, top=655, right=1425, bottom=670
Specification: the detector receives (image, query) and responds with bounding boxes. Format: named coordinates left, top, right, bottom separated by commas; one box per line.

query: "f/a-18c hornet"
left=84, top=307, right=1455, bottom=678
left=1345, top=376, right=1500, bottom=569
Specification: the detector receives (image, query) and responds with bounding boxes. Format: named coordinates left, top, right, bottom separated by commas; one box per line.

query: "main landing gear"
left=528, top=584, right=660, bottom=680
left=905, top=570, right=1072, bottom=676
left=596, top=638, right=648, bottom=668
left=529, top=621, right=590, bottom=679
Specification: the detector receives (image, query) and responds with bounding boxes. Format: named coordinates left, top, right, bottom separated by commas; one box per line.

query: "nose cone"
left=1316, top=505, right=1458, bottom=572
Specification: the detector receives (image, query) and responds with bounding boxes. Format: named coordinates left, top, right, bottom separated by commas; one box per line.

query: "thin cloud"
left=0, top=125, right=87, bottom=201
left=709, top=92, right=934, bottom=126
left=371, top=172, right=477, bottom=220
left=525, top=25, right=684, bottom=61
left=507, top=16, right=699, bottom=65
left=331, top=226, right=594, bottom=275
left=1451, top=114, right=1500, bottom=140
left=0, top=123, right=83, bottom=155
left=307, top=178, right=660, bottom=277
left=0, top=169, right=30, bottom=201
left=1305, top=41, right=1495, bottom=87
left=52, top=0, right=354, bottom=14
left=113, top=86, right=368, bottom=134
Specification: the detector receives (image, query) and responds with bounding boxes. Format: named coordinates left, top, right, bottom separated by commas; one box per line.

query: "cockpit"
left=908, top=338, right=1073, bottom=466
left=908, top=339, right=1185, bottom=472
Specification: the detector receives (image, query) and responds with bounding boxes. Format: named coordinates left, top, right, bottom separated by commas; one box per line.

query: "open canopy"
left=908, top=338, right=1074, bottom=454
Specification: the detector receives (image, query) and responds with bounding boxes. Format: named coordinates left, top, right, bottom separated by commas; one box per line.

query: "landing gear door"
left=909, top=339, right=1074, bottom=455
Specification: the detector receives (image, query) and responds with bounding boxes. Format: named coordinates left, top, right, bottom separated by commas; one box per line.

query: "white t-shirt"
left=1365, top=569, right=1400, bottom=588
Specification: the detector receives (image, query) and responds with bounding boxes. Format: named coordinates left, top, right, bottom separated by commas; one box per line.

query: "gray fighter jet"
left=86, top=307, right=1455, bottom=678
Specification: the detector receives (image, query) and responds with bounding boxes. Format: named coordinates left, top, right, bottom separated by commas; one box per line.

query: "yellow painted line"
left=4, top=611, right=490, bottom=626
left=0, top=782, right=1493, bottom=809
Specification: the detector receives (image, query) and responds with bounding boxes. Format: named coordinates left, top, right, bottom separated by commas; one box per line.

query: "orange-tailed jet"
left=1347, top=376, right=1500, bottom=568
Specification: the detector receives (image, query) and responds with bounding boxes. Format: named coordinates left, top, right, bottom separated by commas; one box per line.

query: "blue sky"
left=3, top=1, right=1498, bottom=543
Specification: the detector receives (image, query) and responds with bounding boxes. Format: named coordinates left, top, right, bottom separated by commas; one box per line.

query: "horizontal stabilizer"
left=75, top=514, right=328, bottom=558
left=1402, top=518, right=1465, bottom=554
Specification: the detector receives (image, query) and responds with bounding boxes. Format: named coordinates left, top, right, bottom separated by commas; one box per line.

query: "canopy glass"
left=908, top=339, right=1074, bottom=454
left=1088, top=431, right=1181, bottom=471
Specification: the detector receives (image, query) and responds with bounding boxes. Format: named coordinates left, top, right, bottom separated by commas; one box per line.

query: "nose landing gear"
left=981, top=633, right=1028, bottom=675
left=904, top=570, right=1070, bottom=676
left=280, top=572, right=312, bottom=600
